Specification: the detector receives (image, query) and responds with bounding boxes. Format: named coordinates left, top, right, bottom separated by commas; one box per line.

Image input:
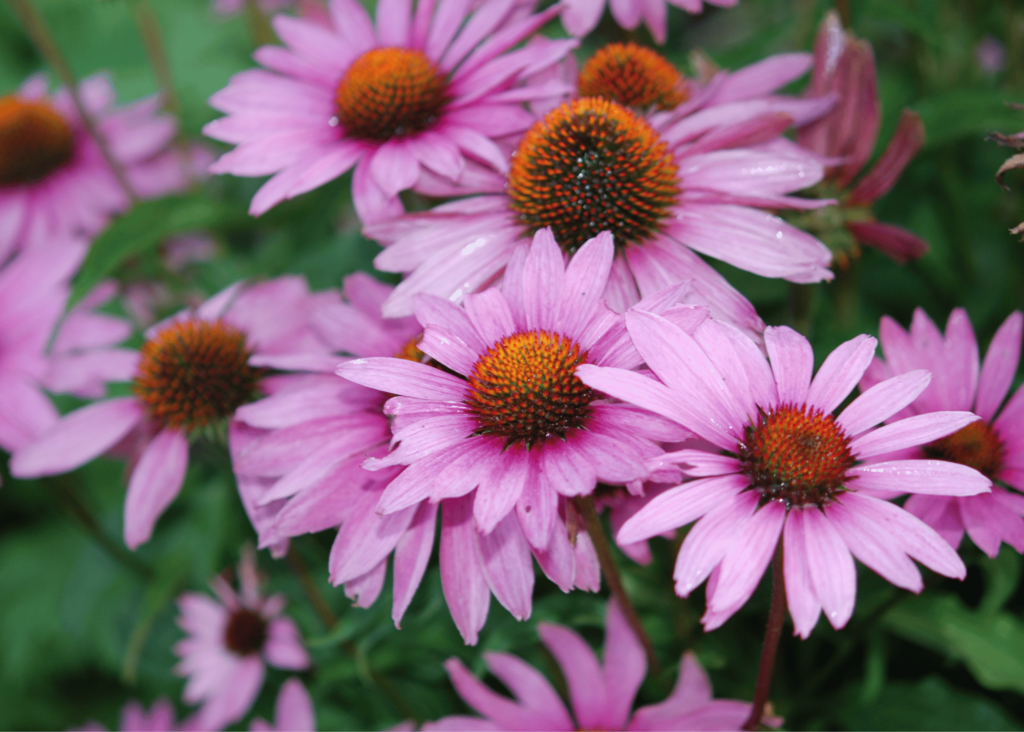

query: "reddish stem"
left=742, top=544, right=787, bottom=731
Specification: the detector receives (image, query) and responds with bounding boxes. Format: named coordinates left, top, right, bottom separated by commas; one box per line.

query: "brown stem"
left=286, top=544, right=338, bottom=630
left=573, top=495, right=661, bottom=674
left=131, top=0, right=179, bottom=115
left=8, top=0, right=137, bottom=202
left=742, top=544, right=786, bottom=731
left=45, top=477, right=153, bottom=580
left=244, top=0, right=277, bottom=46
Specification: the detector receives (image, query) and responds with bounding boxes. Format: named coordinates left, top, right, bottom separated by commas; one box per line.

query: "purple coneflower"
left=561, top=0, right=738, bottom=45
left=578, top=315, right=990, bottom=636
left=862, top=308, right=1024, bottom=557
left=204, top=0, right=574, bottom=223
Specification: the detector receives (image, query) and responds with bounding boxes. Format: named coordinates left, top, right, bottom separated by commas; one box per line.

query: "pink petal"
left=617, top=473, right=747, bottom=544
left=603, top=599, right=647, bottom=730
left=673, top=491, right=759, bottom=597
left=337, top=357, right=467, bottom=400
left=440, top=495, right=491, bottom=645
left=195, top=655, right=266, bottom=731
left=274, top=678, right=316, bottom=732
left=764, top=326, right=813, bottom=405
left=782, top=510, right=822, bottom=639
left=124, top=428, right=189, bottom=549
left=483, top=651, right=575, bottom=731
left=263, top=616, right=311, bottom=670
left=806, top=335, right=876, bottom=415
left=801, top=507, right=856, bottom=630
left=850, top=412, right=981, bottom=458
left=10, top=397, right=145, bottom=477
left=443, top=656, right=571, bottom=730
left=838, top=370, right=931, bottom=437
left=976, top=311, right=1023, bottom=421
left=393, top=500, right=439, bottom=628
left=848, top=460, right=991, bottom=496
left=477, top=511, right=534, bottom=621
left=376, top=0, right=411, bottom=45
left=537, top=621, right=607, bottom=731
left=847, top=110, right=925, bottom=206
left=369, top=140, right=420, bottom=199
left=846, top=221, right=929, bottom=263
left=328, top=491, right=418, bottom=584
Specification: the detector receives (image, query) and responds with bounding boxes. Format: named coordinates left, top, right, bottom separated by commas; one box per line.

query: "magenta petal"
left=337, top=357, right=467, bottom=400
left=196, top=655, right=265, bottom=731
left=850, top=411, right=980, bottom=458
left=531, top=515, right=576, bottom=592
left=782, top=510, right=822, bottom=639
left=345, top=561, right=387, bottom=608
left=847, top=110, right=925, bottom=206
left=706, top=501, right=785, bottom=620
left=617, top=473, right=747, bottom=544
left=443, top=657, right=571, bottom=731
left=368, top=140, right=420, bottom=199
left=392, top=500, right=438, bottom=628
left=328, top=491, right=418, bottom=585
left=603, top=599, right=647, bottom=730
left=764, top=325, right=813, bottom=405
left=960, top=494, right=1008, bottom=558
left=847, top=221, right=929, bottom=263
left=274, top=678, right=316, bottom=732
left=263, top=616, right=311, bottom=670
left=976, top=311, right=1023, bottom=421
left=537, top=621, right=607, bottom=731
left=440, top=495, right=491, bottom=645
left=10, top=397, right=144, bottom=477
left=483, top=652, right=575, bottom=731
left=801, top=508, right=856, bottom=630
left=477, top=512, right=534, bottom=621
left=123, top=428, right=189, bottom=550
left=848, top=460, right=990, bottom=496
left=806, top=335, right=876, bottom=415
left=673, top=491, right=758, bottom=597
left=839, top=370, right=931, bottom=437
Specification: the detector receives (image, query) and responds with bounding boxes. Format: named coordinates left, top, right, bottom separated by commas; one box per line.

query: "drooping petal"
left=124, top=428, right=190, bottom=550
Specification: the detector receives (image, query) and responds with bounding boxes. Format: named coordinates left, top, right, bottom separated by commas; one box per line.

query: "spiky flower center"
left=224, top=608, right=267, bottom=656
left=0, top=96, right=75, bottom=187
left=395, top=334, right=428, bottom=363
left=578, top=43, right=689, bottom=111
left=133, top=319, right=261, bottom=431
left=740, top=404, right=856, bottom=508
left=466, top=330, right=593, bottom=448
left=922, top=420, right=1005, bottom=480
left=335, top=48, right=450, bottom=142
left=507, top=98, right=680, bottom=254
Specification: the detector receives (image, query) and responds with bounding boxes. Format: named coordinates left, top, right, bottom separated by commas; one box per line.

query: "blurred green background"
left=2, top=0, right=1024, bottom=729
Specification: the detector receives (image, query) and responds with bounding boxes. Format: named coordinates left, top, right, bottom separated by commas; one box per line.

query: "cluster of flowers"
left=2, top=0, right=1022, bottom=729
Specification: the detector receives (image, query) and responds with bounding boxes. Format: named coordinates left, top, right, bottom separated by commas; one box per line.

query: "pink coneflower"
left=0, top=74, right=190, bottom=262
left=578, top=315, right=991, bottom=636
left=204, top=0, right=573, bottom=224
left=249, top=678, right=316, bottom=732
left=231, top=271, right=601, bottom=644
left=0, top=240, right=135, bottom=458
left=427, top=600, right=772, bottom=731
left=175, top=548, right=310, bottom=730
left=340, top=229, right=687, bottom=554
left=74, top=698, right=184, bottom=732
left=11, top=276, right=334, bottom=549
left=369, top=92, right=833, bottom=339
left=861, top=308, right=1024, bottom=557
left=561, top=0, right=738, bottom=45
left=795, top=11, right=928, bottom=264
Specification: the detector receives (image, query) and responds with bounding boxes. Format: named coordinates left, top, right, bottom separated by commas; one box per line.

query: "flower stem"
left=131, top=0, right=179, bottom=115
left=742, top=544, right=786, bottom=731
left=45, top=476, right=153, bottom=580
left=286, top=544, right=338, bottom=630
left=573, top=495, right=661, bottom=674
left=244, top=0, right=277, bottom=46
left=8, top=0, right=138, bottom=202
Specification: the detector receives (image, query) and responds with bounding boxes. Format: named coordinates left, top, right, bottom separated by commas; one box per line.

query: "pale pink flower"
left=0, top=74, right=190, bottom=262
left=11, top=276, right=335, bottom=549
left=368, top=90, right=834, bottom=340
left=796, top=11, right=928, bottom=264
left=0, top=240, right=135, bottom=458
left=231, top=271, right=601, bottom=644
left=204, top=0, right=574, bottom=224
left=74, top=698, right=182, bottom=732
left=561, top=0, right=738, bottom=45
left=427, top=600, right=771, bottom=731
left=175, top=548, right=310, bottom=731
left=861, top=308, right=1024, bottom=558
left=578, top=316, right=990, bottom=636
left=249, top=678, right=316, bottom=732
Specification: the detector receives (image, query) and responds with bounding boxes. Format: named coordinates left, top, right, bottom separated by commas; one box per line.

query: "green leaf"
left=69, top=193, right=237, bottom=307
left=915, top=90, right=1024, bottom=149
left=884, top=592, right=1024, bottom=694
left=837, top=675, right=1021, bottom=731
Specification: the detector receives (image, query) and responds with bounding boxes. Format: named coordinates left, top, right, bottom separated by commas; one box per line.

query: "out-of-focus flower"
left=175, top=548, right=310, bottom=731
left=232, top=267, right=609, bottom=645
left=0, top=240, right=135, bottom=459
left=204, top=0, right=574, bottom=224
left=988, top=106, right=1024, bottom=239
left=340, top=229, right=687, bottom=553
left=561, top=0, right=738, bottom=45
left=74, top=698, right=182, bottom=732
left=249, top=678, right=316, bottom=732
left=975, top=35, right=1006, bottom=75
left=0, top=74, right=190, bottom=262
left=369, top=91, right=834, bottom=341
left=11, top=276, right=335, bottom=549
left=426, top=600, right=772, bottom=731
left=861, top=308, right=1024, bottom=558
left=794, top=11, right=928, bottom=265
left=579, top=317, right=990, bottom=636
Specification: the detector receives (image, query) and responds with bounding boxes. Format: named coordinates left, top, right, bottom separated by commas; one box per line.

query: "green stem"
left=8, top=0, right=137, bottom=202
left=131, top=0, right=179, bottom=115
left=573, top=495, right=661, bottom=675
left=244, top=0, right=276, bottom=46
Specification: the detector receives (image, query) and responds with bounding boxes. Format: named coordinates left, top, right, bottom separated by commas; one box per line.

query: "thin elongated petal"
left=764, top=326, right=813, bottom=405
left=839, top=370, right=931, bottom=436
left=802, top=507, right=856, bottom=630
left=847, top=460, right=990, bottom=496
left=618, top=473, right=747, bottom=544
left=976, top=312, right=1023, bottom=421
left=538, top=622, right=607, bottom=730
left=393, top=501, right=439, bottom=627
left=603, top=599, right=647, bottom=730
left=782, top=510, right=822, bottom=638
left=124, top=428, right=190, bottom=550
left=440, top=496, right=491, bottom=645
left=850, top=412, right=980, bottom=458
left=807, top=335, right=876, bottom=415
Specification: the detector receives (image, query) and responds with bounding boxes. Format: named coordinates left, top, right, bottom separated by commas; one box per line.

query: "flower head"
left=561, top=0, right=739, bottom=45
left=232, top=270, right=605, bottom=645
left=204, top=0, right=574, bottom=224
left=426, top=600, right=771, bottom=731
left=794, top=11, right=928, bottom=264
left=861, top=308, right=1024, bottom=558
left=11, top=276, right=333, bottom=549
left=0, top=74, right=191, bottom=261
left=175, top=548, right=310, bottom=731
left=578, top=316, right=990, bottom=636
